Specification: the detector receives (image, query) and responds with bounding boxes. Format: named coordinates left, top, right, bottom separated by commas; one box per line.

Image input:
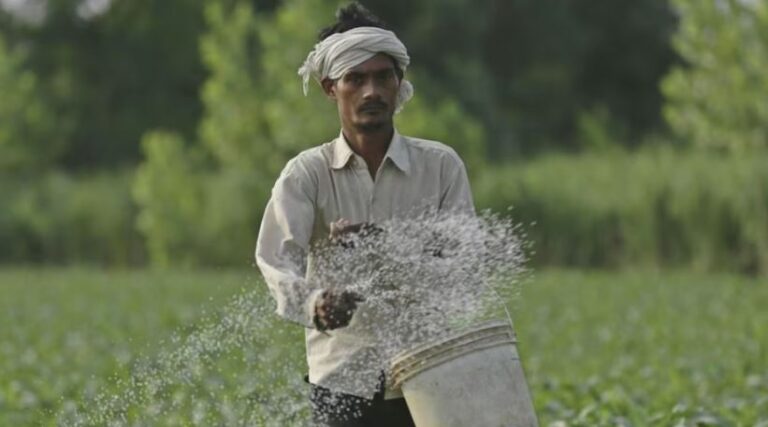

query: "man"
left=255, top=3, right=473, bottom=425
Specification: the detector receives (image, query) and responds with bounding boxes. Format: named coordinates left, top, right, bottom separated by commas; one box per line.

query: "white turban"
left=298, top=26, right=414, bottom=113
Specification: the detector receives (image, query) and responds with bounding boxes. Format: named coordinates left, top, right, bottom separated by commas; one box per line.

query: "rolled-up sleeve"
left=255, top=158, right=323, bottom=328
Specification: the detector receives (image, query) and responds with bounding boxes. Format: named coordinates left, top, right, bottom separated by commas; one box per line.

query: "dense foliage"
left=0, top=0, right=678, bottom=167
left=0, top=171, right=140, bottom=265
left=0, top=0, right=765, bottom=272
left=663, top=0, right=768, bottom=150
left=0, top=0, right=208, bottom=168
left=0, top=35, right=59, bottom=172
left=3, top=146, right=767, bottom=274
left=364, top=0, right=679, bottom=154
left=475, top=146, right=768, bottom=275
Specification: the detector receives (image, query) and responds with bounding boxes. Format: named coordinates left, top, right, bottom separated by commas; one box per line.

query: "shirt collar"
left=331, top=130, right=411, bottom=175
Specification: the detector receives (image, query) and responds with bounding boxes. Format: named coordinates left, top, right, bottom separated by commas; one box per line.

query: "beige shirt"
left=255, top=130, right=474, bottom=398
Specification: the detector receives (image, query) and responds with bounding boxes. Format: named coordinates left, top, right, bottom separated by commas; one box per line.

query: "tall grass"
left=474, top=147, right=768, bottom=275
left=0, top=171, right=142, bottom=266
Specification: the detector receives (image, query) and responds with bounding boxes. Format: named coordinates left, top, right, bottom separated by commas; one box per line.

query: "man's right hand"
left=314, top=289, right=365, bottom=331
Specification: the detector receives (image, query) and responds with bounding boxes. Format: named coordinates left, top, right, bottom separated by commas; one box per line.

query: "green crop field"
left=0, top=268, right=766, bottom=426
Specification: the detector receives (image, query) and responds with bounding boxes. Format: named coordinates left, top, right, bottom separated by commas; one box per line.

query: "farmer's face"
left=323, top=53, right=400, bottom=133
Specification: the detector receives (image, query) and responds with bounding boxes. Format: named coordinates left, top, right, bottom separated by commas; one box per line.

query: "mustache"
left=358, top=101, right=388, bottom=112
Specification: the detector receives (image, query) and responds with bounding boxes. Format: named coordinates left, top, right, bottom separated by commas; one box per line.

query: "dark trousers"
left=308, top=377, right=416, bottom=427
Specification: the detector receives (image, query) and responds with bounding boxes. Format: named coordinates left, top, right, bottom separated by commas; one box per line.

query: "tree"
left=2, top=0, right=209, bottom=169
left=0, top=34, right=59, bottom=173
left=662, top=0, right=768, bottom=150
left=133, top=131, right=204, bottom=267
left=364, top=0, right=678, bottom=155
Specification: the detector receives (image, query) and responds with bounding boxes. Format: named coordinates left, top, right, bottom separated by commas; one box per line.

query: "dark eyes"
left=375, top=71, right=396, bottom=82
left=344, top=71, right=396, bottom=85
left=346, top=74, right=364, bottom=85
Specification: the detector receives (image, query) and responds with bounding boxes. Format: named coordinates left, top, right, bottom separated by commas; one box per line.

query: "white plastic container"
left=389, top=321, right=539, bottom=427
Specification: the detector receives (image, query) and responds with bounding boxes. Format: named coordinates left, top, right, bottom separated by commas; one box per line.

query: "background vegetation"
left=2, top=0, right=766, bottom=274
left=0, top=0, right=768, bottom=274
left=1, top=268, right=766, bottom=425
left=1, top=0, right=767, bottom=425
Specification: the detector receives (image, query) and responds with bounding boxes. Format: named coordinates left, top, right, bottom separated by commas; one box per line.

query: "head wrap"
left=298, top=26, right=414, bottom=113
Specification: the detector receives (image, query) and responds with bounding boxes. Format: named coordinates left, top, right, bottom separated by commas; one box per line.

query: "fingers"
left=341, top=290, right=365, bottom=304
left=314, top=290, right=364, bottom=331
left=329, top=218, right=352, bottom=239
left=319, top=307, right=354, bottom=330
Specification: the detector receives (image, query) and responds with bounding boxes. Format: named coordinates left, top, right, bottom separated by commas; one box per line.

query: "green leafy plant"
left=663, top=0, right=768, bottom=150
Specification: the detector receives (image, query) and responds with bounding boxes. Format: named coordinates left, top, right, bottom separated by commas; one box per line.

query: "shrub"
left=133, top=131, right=205, bottom=267
left=133, top=131, right=270, bottom=267
left=662, top=0, right=768, bottom=150
left=0, top=171, right=142, bottom=265
left=473, top=146, right=768, bottom=275
left=0, top=36, right=61, bottom=173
